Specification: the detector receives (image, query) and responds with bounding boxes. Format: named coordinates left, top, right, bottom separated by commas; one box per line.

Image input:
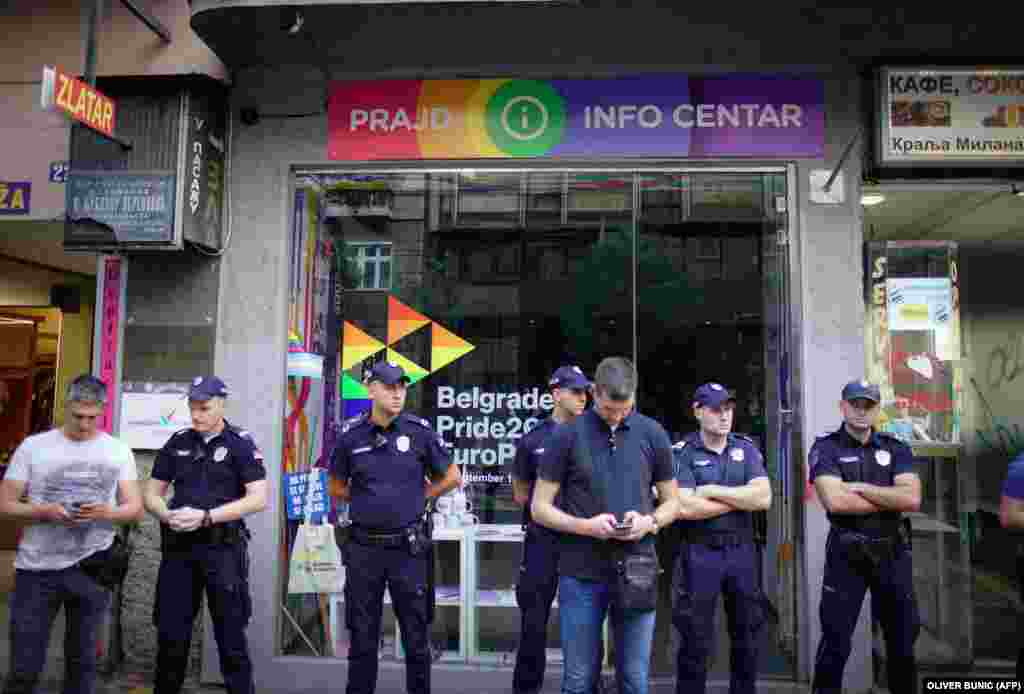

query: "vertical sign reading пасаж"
left=181, top=88, right=227, bottom=248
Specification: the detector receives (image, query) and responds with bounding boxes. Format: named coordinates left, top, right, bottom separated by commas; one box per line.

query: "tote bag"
left=287, top=469, right=342, bottom=594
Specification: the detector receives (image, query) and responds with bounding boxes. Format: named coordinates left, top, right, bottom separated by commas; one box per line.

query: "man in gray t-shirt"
left=0, top=375, right=142, bottom=694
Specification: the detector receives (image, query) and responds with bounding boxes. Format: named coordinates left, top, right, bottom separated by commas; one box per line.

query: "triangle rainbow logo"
left=341, top=296, right=475, bottom=394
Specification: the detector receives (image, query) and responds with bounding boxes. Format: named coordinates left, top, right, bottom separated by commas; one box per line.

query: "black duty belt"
left=686, top=531, right=752, bottom=548
left=351, top=525, right=410, bottom=549
left=161, top=522, right=247, bottom=550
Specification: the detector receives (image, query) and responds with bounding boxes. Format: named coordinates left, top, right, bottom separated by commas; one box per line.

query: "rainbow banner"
left=328, top=75, right=824, bottom=161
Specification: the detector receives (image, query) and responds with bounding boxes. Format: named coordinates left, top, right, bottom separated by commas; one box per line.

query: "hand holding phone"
left=612, top=519, right=633, bottom=534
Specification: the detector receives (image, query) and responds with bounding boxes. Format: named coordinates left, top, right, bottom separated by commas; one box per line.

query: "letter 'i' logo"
left=485, top=81, right=567, bottom=157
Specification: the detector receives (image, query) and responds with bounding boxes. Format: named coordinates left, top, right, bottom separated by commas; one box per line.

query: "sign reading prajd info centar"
left=328, top=75, right=825, bottom=160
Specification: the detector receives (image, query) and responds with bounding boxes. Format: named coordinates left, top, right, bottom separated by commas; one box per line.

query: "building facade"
left=6, top=2, right=1024, bottom=693
left=174, top=3, right=1024, bottom=692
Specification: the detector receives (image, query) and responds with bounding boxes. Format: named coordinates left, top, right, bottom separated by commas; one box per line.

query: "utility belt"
left=160, top=521, right=249, bottom=552
left=685, top=530, right=754, bottom=548
left=833, top=518, right=911, bottom=569
left=348, top=516, right=432, bottom=557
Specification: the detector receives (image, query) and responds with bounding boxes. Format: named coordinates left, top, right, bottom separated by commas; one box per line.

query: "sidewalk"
left=41, top=671, right=816, bottom=694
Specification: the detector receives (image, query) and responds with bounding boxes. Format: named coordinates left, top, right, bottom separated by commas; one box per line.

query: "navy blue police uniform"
left=509, top=365, right=592, bottom=694
left=671, top=384, right=768, bottom=694
left=332, top=362, right=451, bottom=694
left=999, top=454, right=1024, bottom=682
left=151, top=377, right=265, bottom=694
left=809, top=381, right=919, bottom=694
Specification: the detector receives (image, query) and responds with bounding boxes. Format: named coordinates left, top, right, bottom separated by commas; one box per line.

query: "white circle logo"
left=396, top=435, right=410, bottom=453
left=501, top=96, right=549, bottom=142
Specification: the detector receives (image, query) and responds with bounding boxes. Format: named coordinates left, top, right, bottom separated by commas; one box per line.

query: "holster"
left=407, top=513, right=433, bottom=558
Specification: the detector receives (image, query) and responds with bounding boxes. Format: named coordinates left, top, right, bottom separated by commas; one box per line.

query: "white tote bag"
left=287, top=470, right=342, bottom=595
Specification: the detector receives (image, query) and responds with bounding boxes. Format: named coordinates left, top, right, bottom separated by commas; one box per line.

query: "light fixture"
left=860, top=192, right=886, bottom=206
left=281, top=9, right=304, bottom=35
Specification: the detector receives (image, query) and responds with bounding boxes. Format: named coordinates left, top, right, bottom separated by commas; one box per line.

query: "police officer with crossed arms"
left=144, top=376, right=268, bottom=694
left=671, top=382, right=772, bottom=694
left=329, top=361, right=461, bottom=694
left=809, top=380, right=922, bottom=694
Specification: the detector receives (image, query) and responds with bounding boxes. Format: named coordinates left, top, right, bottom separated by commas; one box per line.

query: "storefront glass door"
left=278, top=167, right=798, bottom=683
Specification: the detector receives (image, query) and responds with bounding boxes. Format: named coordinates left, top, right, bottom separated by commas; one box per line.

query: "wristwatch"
left=202, top=510, right=213, bottom=528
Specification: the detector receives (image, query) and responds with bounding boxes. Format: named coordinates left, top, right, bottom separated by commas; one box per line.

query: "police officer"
left=998, top=451, right=1024, bottom=681
left=330, top=361, right=461, bottom=694
left=809, top=380, right=922, bottom=694
left=143, top=376, right=268, bottom=694
left=671, top=383, right=772, bottom=694
left=509, top=365, right=590, bottom=694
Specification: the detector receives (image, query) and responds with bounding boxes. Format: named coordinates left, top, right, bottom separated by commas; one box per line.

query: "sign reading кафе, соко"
left=878, top=66, right=1024, bottom=166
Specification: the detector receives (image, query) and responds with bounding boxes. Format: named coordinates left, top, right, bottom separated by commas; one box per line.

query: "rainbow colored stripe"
left=328, top=75, right=824, bottom=161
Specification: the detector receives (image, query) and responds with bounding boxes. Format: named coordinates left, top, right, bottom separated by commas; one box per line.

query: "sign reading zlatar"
left=328, top=75, right=824, bottom=160
left=41, top=65, right=116, bottom=138
left=879, top=66, right=1024, bottom=166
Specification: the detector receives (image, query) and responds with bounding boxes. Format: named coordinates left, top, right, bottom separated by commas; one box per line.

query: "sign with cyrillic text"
left=879, top=66, right=1024, bottom=166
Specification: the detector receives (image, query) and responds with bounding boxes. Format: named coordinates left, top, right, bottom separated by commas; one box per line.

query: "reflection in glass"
left=281, top=170, right=795, bottom=679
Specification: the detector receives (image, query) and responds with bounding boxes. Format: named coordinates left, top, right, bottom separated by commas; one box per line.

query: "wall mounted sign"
left=0, top=182, right=30, bottom=215
left=95, top=256, right=125, bottom=434
left=120, top=382, right=193, bottom=450
left=41, top=66, right=117, bottom=138
left=328, top=75, right=825, bottom=160
left=878, top=65, right=1024, bottom=166
left=65, top=171, right=175, bottom=248
left=181, top=88, right=227, bottom=249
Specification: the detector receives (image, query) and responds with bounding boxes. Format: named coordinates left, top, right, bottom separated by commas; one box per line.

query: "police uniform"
left=670, top=384, right=768, bottom=694
left=332, top=362, right=451, bottom=694
left=999, top=454, right=1024, bottom=682
left=809, top=382, right=919, bottom=694
left=151, top=377, right=265, bottom=694
left=510, top=365, right=592, bottom=694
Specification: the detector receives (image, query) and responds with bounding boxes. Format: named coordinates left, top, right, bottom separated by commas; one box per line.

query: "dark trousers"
left=672, top=542, right=763, bottom=694
left=153, top=543, right=253, bottom=694
left=1018, top=552, right=1023, bottom=683
left=344, top=540, right=430, bottom=694
left=3, top=566, right=111, bottom=694
left=514, top=529, right=559, bottom=694
left=812, top=529, right=919, bottom=694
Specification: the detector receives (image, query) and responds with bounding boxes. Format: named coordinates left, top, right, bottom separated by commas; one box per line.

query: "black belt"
left=686, top=531, right=752, bottom=548
left=161, top=522, right=247, bottom=550
left=351, top=525, right=409, bottom=549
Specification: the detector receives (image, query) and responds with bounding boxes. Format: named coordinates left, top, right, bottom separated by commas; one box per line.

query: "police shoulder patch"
left=731, top=433, right=755, bottom=444
left=341, top=412, right=369, bottom=433
left=402, top=413, right=433, bottom=430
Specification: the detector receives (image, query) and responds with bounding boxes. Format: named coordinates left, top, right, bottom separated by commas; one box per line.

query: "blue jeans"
left=3, top=566, right=111, bottom=694
left=558, top=575, right=656, bottom=694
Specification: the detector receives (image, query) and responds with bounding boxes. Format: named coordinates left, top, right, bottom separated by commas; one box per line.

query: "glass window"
left=347, top=242, right=393, bottom=290
left=864, top=188, right=1024, bottom=679
left=280, top=170, right=795, bottom=681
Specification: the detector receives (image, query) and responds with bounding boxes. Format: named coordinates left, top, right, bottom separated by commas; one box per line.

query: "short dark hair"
left=66, top=374, right=107, bottom=406
left=593, top=357, right=637, bottom=401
